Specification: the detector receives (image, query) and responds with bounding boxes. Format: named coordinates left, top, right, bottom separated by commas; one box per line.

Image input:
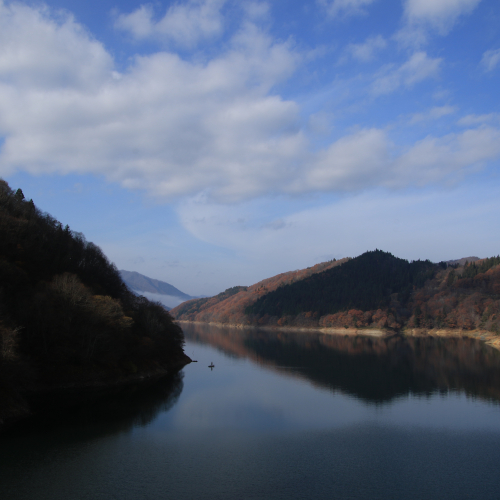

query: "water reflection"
left=2, top=326, right=500, bottom=500
left=183, top=323, right=500, bottom=404
left=4, top=371, right=184, bottom=437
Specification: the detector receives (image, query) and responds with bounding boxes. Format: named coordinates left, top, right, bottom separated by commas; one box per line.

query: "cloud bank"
left=0, top=0, right=499, bottom=205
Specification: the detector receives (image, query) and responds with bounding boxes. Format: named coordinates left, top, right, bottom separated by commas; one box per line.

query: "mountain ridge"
left=171, top=251, right=500, bottom=336
left=170, top=257, right=348, bottom=324
left=119, top=270, right=192, bottom=300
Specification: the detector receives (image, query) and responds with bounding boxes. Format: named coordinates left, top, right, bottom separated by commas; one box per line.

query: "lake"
left=2, top=323, right=500, bottom=499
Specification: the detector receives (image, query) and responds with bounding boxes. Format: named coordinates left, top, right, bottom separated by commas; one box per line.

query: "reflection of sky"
left=148, top=340, right=500, bottom=435
left=4, top=338, right=500, bottom=500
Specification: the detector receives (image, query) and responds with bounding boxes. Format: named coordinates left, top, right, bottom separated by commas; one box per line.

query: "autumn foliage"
left=171, top=258, right=348, bottom=325
left=172, top=251, right=500, bottom=334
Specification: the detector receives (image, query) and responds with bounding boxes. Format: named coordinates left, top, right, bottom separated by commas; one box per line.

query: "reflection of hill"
left=183, top=323, right=500, bottom=404
left=5, top=372, right=184, bottom=436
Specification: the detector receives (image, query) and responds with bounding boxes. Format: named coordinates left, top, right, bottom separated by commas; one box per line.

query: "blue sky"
left=1, top=0, right=499, bottom=296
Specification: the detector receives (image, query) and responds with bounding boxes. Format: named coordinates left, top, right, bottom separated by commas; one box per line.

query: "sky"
left=1, top=0, right=499, bottom=296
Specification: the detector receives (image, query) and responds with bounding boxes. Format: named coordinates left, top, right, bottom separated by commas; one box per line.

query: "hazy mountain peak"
left=119, top=270, right=191, bottom=300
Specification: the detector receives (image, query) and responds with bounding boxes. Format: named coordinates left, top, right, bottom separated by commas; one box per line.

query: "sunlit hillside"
left=170, top=258, right=349, bottom=324
left=172, top=250, right=500, bottom=334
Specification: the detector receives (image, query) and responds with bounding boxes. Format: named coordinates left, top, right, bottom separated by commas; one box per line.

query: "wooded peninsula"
left=0, top=180, right=190, bottom=426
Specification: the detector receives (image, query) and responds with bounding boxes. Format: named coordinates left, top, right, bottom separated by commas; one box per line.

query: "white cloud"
left=114, top=5, right=155, bottom=39
left=0, top=3, right=303, bottom=202
left=177, top=184, right=500, bottom=277
left=346, top=35, right=387, bottom=62
left=115, top=0, right=227, bottom=47
left=458, top=113, right=500, bottom=126
left=307, top=112, right=333, bottom=135
left=404, top=0, right=481, bottom=29
left=297, top=129, right=391, bottom=191
left=372, top=52, right=442, bottom=95
left=318, top=0, right=376, bottom=18
left=397, top=0, right=482, bottom=46
left=409, top=105, right=456, bottom=123
left=0, top=1, right=113, bottom=90
left=0, top=1, right=499, bottom=206
left=481, top=48, right=500, bottom=72
left=294, top=125, right=500, bottom=194
left=393, top=127, right=500, bottom=186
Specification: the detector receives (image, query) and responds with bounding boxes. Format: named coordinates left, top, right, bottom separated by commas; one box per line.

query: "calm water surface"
left=2, top=323, right=500, bottom=499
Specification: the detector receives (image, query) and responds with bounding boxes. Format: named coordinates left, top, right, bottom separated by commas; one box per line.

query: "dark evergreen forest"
left=246, top=250, right=437, bottom=318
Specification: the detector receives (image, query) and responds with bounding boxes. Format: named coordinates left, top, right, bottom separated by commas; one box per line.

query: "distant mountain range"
left=120, top=270, right=192, bottom=299
left=119, top=270, right=194, bottom=310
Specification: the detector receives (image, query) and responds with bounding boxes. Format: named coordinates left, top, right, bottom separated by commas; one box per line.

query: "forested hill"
left=0, top=180, right=189, bottom=424
left=172, top=249, right=500, bottom=334
left=246, top=250, right=436, bottom=318
left=170, top=258, right=349, bottom=324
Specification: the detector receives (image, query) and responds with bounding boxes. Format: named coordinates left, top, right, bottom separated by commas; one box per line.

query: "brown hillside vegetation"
left=316, top=261, right=500, bottom=333
left=316, top=260, right=498, bottom=335
left=172, top=253, right=500, bottom=336
left=170, top=258, right=349, bottom=324
left=408, top=259, right=500, bottom=332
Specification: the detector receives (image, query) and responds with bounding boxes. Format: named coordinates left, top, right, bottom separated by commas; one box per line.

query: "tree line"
left=245, top=250, right=437, bottom=318
left=172, top=249, right=500, bottom=334
left=171, top=258, right=347, bottom=324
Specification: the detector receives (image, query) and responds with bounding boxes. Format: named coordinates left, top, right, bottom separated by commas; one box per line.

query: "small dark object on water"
left=192, top=360, right=198, bottom=362
left=208, top=362, right=215, bottom=370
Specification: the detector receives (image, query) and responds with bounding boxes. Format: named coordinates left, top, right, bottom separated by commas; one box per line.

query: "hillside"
left=120, top=270, right=192, bottom=300
left=0, top=180, right=189, bottom=425
left=246, top=250, right=436, bottom=318
left=171, top=258, right=348, bottom=323
left=171, top=250, right=500, bottom=335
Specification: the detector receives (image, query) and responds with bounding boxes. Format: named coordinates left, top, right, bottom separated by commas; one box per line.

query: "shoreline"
left=176, top=320, right=500, bottom=350
left=29, top=354, right=192, bottom=393
left=0, top=355, right=191, bottom=431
